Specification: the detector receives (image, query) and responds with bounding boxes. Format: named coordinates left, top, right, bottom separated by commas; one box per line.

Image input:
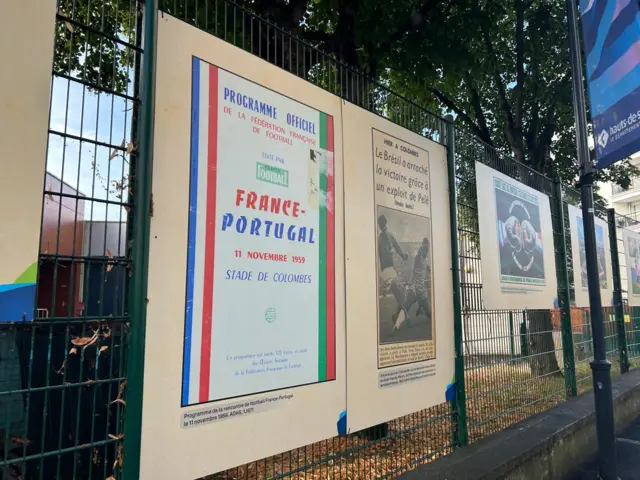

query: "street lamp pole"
left=564, top=0, right=618, bottom=478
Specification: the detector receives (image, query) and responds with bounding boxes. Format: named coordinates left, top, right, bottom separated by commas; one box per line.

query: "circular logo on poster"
left=502, top=200, right=540, bottom=272
left=265, top=307, right=276, bottom=323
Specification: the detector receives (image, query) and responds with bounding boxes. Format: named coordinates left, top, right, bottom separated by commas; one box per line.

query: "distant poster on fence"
left=623, top=229, right=640, bottom=306
left=579, top=0, right=640, bottom=168
left=343, top=103, right=454, bottom=433
left=143, top=15, right=346, bottom=479
left=0, top=1, right=56, bottom=321
left=475, top=162, right=558, bottom=310
left=568, top=204, right=614, bottom=308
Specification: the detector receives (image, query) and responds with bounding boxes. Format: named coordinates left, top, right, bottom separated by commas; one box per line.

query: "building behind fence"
left=1, top=0, right=640, bottom=479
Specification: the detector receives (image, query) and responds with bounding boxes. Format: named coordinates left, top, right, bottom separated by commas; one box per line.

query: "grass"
left=202, top=335, right=637, bottom=480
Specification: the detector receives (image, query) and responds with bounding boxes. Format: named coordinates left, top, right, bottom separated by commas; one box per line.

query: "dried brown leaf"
left=106, top=477, right=116, bottom=480
left=102, top=327, right=112, bottom=339
left=99, top=346, right=109, bottom=356
left=11, top=437, right=31, bottom=446
left=71, top=336, right=94, bottom=346
left=93, top=448, right=99, bottom=465
left=71, top=331, right=99, bottom=349
left=47, top=184, right=54, bottom=201
left=108, top=433, right=124, bottom=440
left=111, top=398, right=126, bottom=406
left=56, top=360, right=66, bottom=375
left=69, top=347, right=77, bottom=355
left=126, top=142, right=135, bottom=154
left=65, top=21, right=73, bottom=33
left=106, top=263, right=113, bottom=273
left=107, top=248, right=113, bottom=259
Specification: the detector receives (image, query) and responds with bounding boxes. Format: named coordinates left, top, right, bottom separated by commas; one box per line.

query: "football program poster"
left=142, top=15, right=346, bottom=479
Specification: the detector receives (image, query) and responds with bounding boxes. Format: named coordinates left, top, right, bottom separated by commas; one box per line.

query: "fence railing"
left=1, top=1, right=638, bottom=479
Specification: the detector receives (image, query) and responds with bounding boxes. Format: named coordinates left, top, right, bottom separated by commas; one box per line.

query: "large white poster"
left=343, top=103, right=454, bottom=433
left=475, top=162, right=558, bottom=310
left=143, top=15, right=346, bottom=479
left=568, top=204, right=614, bottom=307
left=622, top=229, right=640, bottom=306
left=0, top=0, right=55, bottom=321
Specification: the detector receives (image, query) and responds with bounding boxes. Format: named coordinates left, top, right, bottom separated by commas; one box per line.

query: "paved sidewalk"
left=565, top=416, right=640, bottom=479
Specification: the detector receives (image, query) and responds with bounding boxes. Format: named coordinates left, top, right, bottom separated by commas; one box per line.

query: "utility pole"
left=564, top=0, right=618, bottom=478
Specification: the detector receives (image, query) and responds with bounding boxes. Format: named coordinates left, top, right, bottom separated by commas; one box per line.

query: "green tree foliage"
left=55, top=0, right=137, bottom=95
left=59, top=0, right=638, bottom=192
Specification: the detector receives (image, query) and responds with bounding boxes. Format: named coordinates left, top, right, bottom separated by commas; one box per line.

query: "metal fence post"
left=508, top=311, right=515, bottom=360
left=552, top=177, right=577, bottom=396
left=445, top=117, right=468, bottom=447
left=123, top=0, right=158, bottom=478
left=629, top=307, right=640, bottom=357
left=520, top=312, right=529, bottom=357
left=607, top=208, right=630, bottom=374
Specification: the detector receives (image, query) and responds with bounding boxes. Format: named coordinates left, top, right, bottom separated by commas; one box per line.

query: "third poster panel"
left=475, top=162, right=557, bottom=310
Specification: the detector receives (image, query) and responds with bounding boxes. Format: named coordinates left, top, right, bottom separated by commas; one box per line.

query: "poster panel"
left=143, top=14, right=346, bottom=479
left=343, top=103, right=454, bottom=432
left=622, top=229, right=640, bottom=307
left=0, top=0, right=55, bottom=321
left=567, top=204, right=614, bottom=308
left=475, top=162, right=558, bottom=310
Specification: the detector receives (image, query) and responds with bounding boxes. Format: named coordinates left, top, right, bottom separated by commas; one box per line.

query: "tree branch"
left=514, top=0, right=526, bottom=131
left=431, top=87, right=493, bottom=145
left=464, top=73, right=494, bottom=146
left=482, top=23, right=520, bottom=159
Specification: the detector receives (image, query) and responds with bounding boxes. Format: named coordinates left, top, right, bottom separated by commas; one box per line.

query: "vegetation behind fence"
left=1, top=1, right=639, bottom=479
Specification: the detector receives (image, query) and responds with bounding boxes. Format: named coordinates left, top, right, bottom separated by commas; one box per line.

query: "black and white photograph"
left=376, top=205, right=433, bottom=346
left=494, top=177, right=546, bottom=285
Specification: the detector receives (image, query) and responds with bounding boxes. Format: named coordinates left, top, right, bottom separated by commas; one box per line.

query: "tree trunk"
left=527, top=310, right=561, bottom=376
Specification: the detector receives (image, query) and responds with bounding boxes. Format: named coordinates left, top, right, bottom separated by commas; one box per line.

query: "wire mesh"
left=2, top=0, right=638, bottom=479
left=0, top=0, right=141, bottom=479
left=615, top=212, right=640, bottom=366
left=453, top=128, right=571, bottom=442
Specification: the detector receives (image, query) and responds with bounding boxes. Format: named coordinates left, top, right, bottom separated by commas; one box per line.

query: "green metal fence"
left=0, top=0, right=638, bottom=479
left=0, top=0, right=147, bottom=479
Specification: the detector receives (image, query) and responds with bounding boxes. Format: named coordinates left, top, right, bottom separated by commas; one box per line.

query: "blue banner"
left=580, top=0, right=640, bottom=168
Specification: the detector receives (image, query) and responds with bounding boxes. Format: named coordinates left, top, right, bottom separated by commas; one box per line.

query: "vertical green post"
left=585, top=309, right=592, bottom=355
left=123, top=0, right=157, bottom=479
left=552, top=177, right=577, bottom=396
left=630, top=307, right=640, bottom=356
left=508, top=311, right=515, bottom=360
left=445, top=117, right=468, bottom=447
left=520, top=311, right=529, bottom=357
left=607, top=208, right=629, bottom=373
